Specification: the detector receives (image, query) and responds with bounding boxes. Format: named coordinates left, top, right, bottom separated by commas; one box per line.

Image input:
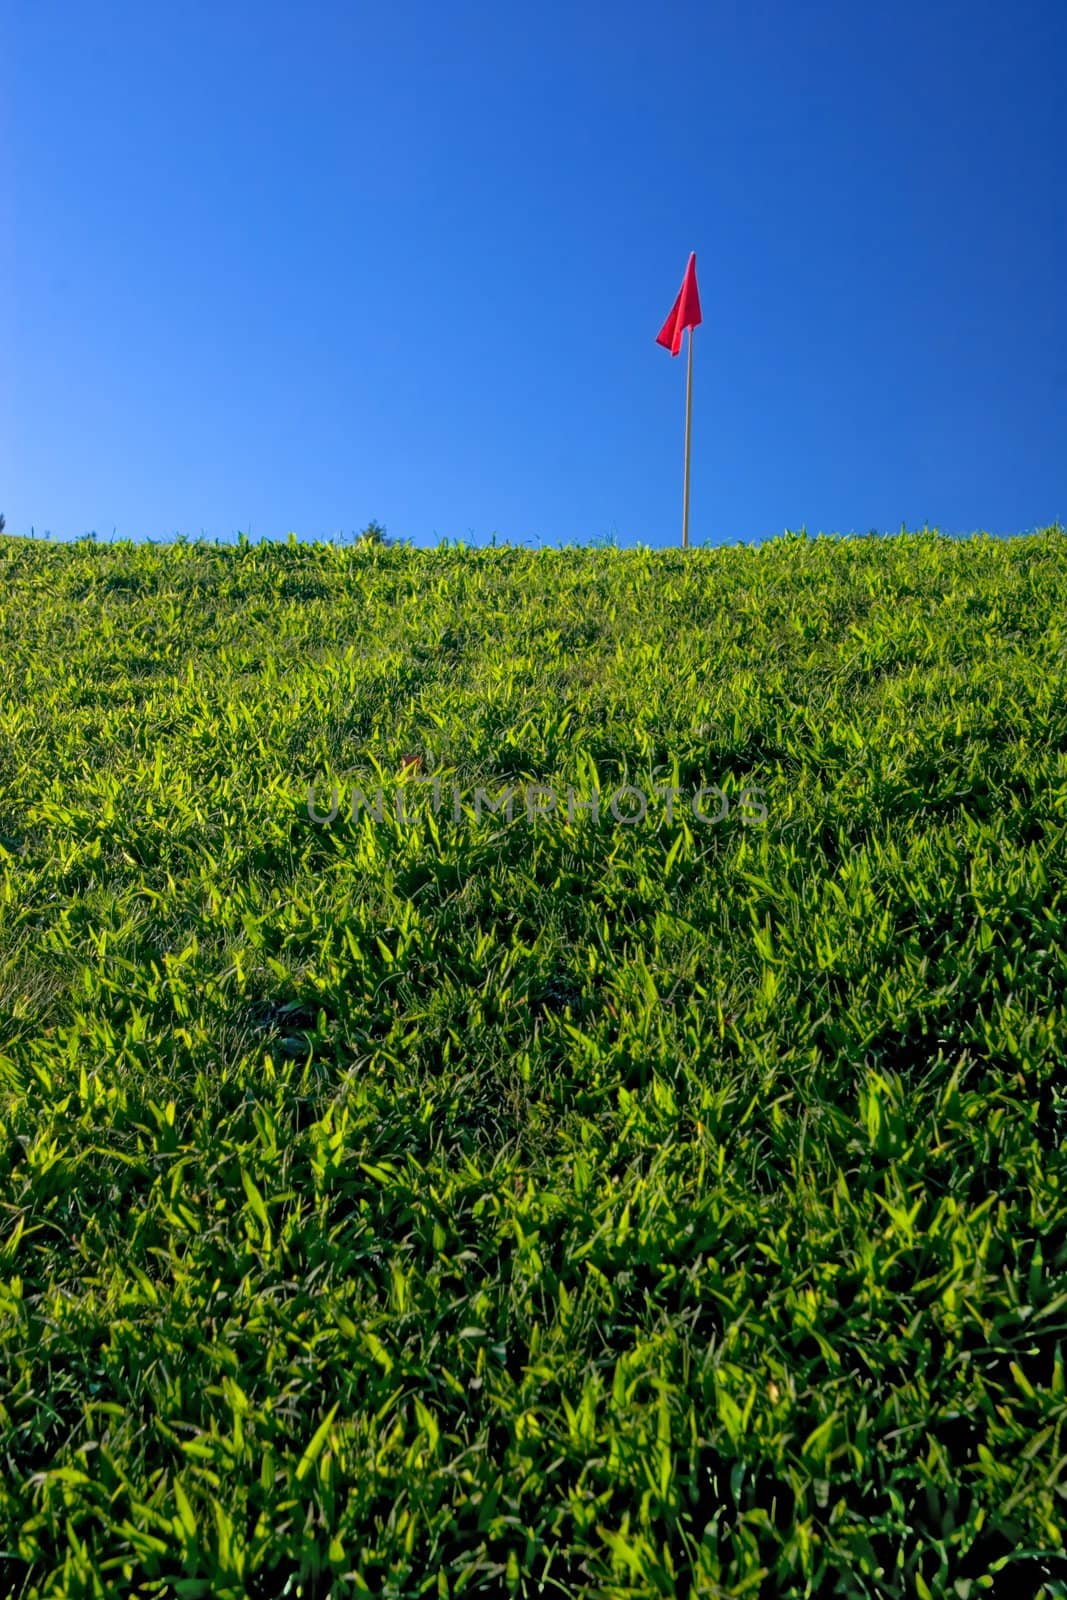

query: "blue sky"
left=3, top=0, right=1065, bottom=548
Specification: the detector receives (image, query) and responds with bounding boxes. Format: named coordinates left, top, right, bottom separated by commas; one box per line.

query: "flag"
left=656, top=252, right=702, bottom=357
left=656, top=252, right=702, bottom=548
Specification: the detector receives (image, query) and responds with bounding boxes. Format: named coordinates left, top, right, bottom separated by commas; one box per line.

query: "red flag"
left=656, top=252, right=702, bottom=356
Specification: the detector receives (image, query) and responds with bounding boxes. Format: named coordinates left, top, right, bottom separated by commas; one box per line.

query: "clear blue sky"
left=3, top=0, right=1065, bottom=548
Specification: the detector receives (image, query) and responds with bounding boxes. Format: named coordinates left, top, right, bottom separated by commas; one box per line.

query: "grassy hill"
left=2, top=528, right=1067, bottom=1597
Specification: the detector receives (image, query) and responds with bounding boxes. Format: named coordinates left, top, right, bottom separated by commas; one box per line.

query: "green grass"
left=1, top=526, right=1067, bottom=1598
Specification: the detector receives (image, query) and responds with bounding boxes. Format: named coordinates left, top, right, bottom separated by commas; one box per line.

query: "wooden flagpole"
left=682, top=326, right=694, bottom=549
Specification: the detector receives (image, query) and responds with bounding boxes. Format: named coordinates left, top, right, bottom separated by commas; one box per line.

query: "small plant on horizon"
left=0, top=513, right=6, bottom=534
left=356, top=519, right=390, bottom=546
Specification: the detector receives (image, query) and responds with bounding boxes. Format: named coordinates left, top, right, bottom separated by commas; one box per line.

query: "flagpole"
left=682, top=325, right=694, bottom=549
left=656, top=251, right=701, bottom=547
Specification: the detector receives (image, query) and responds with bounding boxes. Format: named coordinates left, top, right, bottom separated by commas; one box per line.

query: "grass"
left=1, top=526, right=1067, bottom=1597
